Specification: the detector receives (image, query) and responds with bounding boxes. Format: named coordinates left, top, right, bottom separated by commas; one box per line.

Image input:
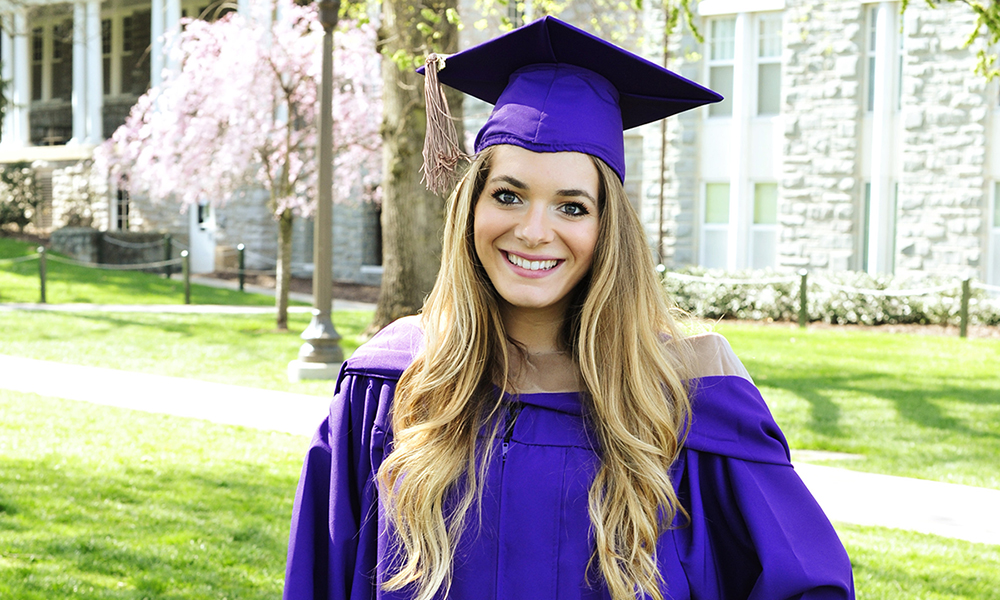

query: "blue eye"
left=561, top=202, right=590, bottom=217
left=492, top=188, right=521, bottom=205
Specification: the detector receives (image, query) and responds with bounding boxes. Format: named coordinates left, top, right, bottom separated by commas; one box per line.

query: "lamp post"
left=288, top=0, right=344, bottom=381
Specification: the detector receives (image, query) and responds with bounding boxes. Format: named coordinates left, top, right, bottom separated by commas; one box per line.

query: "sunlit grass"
left=0, top=236, right=291, bottom=306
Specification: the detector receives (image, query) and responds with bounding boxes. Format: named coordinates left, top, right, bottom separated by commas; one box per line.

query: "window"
left=991, top=183, right=1000, bottom=284
left=866, top=6, right=877, bottom=112
left=31, top=27, right=43, bottom=101
left=756, top=14, right=782, bottom=115
left=702, top=183, right=730, bottom=269
left=102, top=18, right=112, bottom=96
left=751, top=183, right=778, bottom=268
left=708, top=18, right=736, bottom=117
left=51, top=20, right=72, bottom=101
left=865, top=4, right=903, bottom=112
left=862, top=181, right=871, bottom=270
left=116, top=187, right=130, bottom=231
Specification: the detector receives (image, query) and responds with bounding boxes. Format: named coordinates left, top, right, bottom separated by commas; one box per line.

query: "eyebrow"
left=488, top=174, right=598, bottom=204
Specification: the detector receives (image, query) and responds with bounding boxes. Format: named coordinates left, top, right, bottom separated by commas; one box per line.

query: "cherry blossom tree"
left=95, top=0, right=381, bottom=330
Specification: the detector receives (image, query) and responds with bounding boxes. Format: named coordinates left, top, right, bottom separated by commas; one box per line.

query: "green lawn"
left=0, top=236, right=284, bottom=306
left=1, top=391, right=998, bottom=600
left=715, top=322, right=1000, bottom=489
left=0, top=310, right=374, bottom=398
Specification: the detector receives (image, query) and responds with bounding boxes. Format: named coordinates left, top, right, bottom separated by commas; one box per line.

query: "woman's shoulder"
left=341, top=315, right=425, bottom=379
left=667, top=331, right=753, bottom=382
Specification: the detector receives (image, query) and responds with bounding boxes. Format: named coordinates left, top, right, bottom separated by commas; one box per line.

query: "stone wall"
left=781, top=0, right=865, bottom=273
left=898, top=4, right=986, bottom=278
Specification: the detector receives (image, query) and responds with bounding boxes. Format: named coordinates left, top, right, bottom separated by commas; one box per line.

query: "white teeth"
left=507, top=252, right=557, bottom=271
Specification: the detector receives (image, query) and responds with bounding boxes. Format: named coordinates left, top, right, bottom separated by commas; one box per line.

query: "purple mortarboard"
left=418, top=16, right=722, bottom=193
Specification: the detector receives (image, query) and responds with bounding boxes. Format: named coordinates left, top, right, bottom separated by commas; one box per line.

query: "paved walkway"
left=2, top=281, right=999, bottom=547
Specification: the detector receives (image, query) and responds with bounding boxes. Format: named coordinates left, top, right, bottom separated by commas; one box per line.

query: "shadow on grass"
left=0, top=454, right=295, bottom=600
left=760, top=372, right=1000, bottom=442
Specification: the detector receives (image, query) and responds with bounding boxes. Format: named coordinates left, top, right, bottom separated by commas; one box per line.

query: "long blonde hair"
left=377, top=146, right=694, bottom=600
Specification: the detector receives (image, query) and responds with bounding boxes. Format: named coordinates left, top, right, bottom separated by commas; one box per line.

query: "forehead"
left=485, top=145, right=600, bottom=193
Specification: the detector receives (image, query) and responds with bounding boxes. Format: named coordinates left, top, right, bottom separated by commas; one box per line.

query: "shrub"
left=662, top=267, right=999, bottom=327
left=0, top=162, right=41, bottom=232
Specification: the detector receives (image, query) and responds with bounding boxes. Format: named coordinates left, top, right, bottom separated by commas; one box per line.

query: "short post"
left=163, top=234, right=173, bottom=279
left=237, top=243, right=246, bottom=292
left=797, top=269, right=808, bottom=328
left=181, top=250, right=191, bottom=305
left=959, top=277, right=971, bottom=338
left=38, top=246, right=47, bottom=304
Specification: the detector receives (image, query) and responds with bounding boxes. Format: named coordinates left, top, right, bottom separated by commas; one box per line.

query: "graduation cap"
left=419, top=16, right=722, bottom=194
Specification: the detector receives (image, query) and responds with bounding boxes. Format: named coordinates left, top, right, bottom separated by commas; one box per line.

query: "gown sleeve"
left=282, top=369, right=394, bottom=600
left=673, top=376, right=855, bottom=599
left=283, top=318, right=423, bottom=600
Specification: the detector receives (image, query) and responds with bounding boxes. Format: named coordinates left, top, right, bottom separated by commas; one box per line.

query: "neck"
left=499, top=301, right=567, bottom=354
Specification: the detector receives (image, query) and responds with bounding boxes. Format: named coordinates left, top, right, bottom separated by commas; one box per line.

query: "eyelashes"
left=489, top=187, right=591, bottom=217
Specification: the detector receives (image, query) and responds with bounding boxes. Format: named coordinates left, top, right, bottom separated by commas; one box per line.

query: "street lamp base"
left=287, top=359, right=342, bottom=382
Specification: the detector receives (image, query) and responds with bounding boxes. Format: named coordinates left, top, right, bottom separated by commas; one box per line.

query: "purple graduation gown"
left=283, top=319, right=855, bottom=600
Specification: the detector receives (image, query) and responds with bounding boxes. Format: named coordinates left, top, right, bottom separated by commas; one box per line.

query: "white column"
left=71, top=1, right=87, bottom=143
left=868, top=2, right=896, bottom=275
left=165, top=0, right=181, bottom=73
left=727, top=12, right=752, bottom=270
left=85, top=0, right=102, bottom=144
left=11, top=9, right=31, bottom=146
left=0, top=17, right=14, bottom=145
left=150, top=0, right=164, bottom=87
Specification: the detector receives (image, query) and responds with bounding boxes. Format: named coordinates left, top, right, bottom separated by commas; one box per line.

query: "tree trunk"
left=275, top=208, right=293, bottom=331
left=368, top=0, right=463, bottom=335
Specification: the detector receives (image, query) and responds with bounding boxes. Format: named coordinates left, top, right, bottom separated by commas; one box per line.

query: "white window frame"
left=990, top=183, right=1000, bottom=285
left=750, top=182, right=778, bottom=269
left=701, top=182, right=732, bottom=269
left=755, top=12, right=782, bottom=116
left=707, top=17, right=736, bottom=118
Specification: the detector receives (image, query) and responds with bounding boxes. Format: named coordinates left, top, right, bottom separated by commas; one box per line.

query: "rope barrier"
left=664, top=272, right=798, bottom=286
left=0, top=254, right=39, bottom=266
left=46, top=254, right=184, bottom=271
left=972, top=281, right=1000, bottom=294
left=819, top=281, right=960, bottom=297
left=244, top=248, right=278, bottom=267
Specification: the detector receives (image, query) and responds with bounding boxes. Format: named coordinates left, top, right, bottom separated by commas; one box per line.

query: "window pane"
left=754, top=183, right=778, bottom=224
left=709, top=66, right=734, bottom=116
left=705, top=183, right=730, bottom=224
left=711, top=18, right=736, bottom=61
left=994, top=182, right=1000, bottom=226
left=703, top=229, right=729, bottom=269
left=751, top=230, right=777, bottom=269
left=758, top=16, right=782, bottom=58
left=757, top=63, right=781, bottom=115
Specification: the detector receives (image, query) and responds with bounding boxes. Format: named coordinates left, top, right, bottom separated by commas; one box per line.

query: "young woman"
left=283, top=17, right=855, bottom=600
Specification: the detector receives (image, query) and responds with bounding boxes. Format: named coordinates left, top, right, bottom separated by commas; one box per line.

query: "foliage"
left=0, top=162, right=40, bottom=233
left=57, top=160, right=104, bottom=228
left=664, top=267, right=1000, bottom=326
left=909, top=0, right=1000, bottom=80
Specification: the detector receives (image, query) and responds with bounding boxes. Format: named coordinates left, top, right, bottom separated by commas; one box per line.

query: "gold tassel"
left=421, top=53, right=467, bottom=197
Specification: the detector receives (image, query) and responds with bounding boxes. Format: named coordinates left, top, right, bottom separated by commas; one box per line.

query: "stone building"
left=639, top=0, right=999, bottom=285
left=4, top=0, right=999, bottom=287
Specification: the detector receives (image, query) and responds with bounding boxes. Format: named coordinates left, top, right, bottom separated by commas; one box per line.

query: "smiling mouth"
left=505, top=252, right=559, bottom=271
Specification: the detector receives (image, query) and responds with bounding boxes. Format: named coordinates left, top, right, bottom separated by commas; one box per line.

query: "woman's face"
left=473, top=145, right=600, bottom=317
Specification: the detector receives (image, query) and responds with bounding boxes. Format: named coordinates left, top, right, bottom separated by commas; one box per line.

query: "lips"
left=505, top=251, right=559, bottom=271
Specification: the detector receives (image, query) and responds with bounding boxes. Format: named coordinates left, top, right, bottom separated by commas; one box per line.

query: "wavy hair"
left=377, top=146, right=694, bottom=600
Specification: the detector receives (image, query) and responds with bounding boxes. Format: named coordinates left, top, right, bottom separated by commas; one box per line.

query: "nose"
left=514, top=203, right=553, bottom=247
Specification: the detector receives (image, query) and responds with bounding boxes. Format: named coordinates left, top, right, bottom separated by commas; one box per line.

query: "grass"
left=713, top=321, right=1000, bottom=489
left=0, top=236, right=286, bottom=306
left=1, top=391, right=998, bottom=600
left=0, top=390, right=305, bottom=600
left=0, top=311, right=374, bottom=398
